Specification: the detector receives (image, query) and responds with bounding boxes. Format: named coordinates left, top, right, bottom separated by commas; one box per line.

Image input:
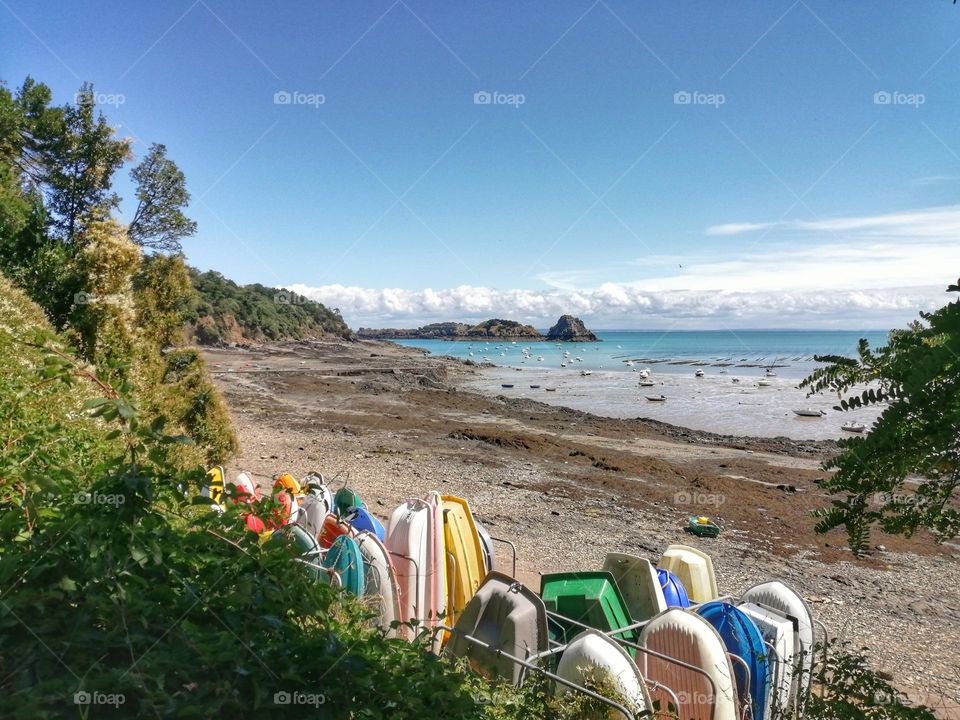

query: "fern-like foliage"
left=803, top=279, right=960, bottom=555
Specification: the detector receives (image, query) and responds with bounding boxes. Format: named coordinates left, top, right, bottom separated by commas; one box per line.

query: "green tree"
left=800, top=279, right=960, bottom=555
left=36, top=82, right=130, bottom=243
left=128, top=143, right=198, bottom=253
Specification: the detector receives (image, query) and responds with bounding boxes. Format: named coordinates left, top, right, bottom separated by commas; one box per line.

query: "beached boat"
left=695, top=369, right=705, bottom=377
left=741, top=580, right=815, bottom=709
left=793, top=408, right=826, bottom=417
left=529, top=384, right=540, bottom=389
left=697, top=601, right=771, bottom=720
left=440, top=496, right=487, bottom=627
left=555, top=630, right=650, bottom=716
left=765, top=369, right=777, bottom=376
left=639, top=380, right=655, bottom=387
left=580, top=370, right=592, bottom=376
left=686, top=515, right=722, bottom=538
left=602, top=553, right=666, bottom=622
left=841, top=420, right=866, bottom=433
left=385, top=499, right=434, bottom=632
left=501, top=383, right=514, bottom=388
left=356, top=531, right=404, bottom=638
left=540, top=571, right=636, bottom=648
left=638, top=608, right=738, bottom=720
left=757, top=379, right=772, bottom=387
left=658, top=544, right=718, bottom=603
left=646, top=395, right=666, bottom=402
left=638, top=368, right=650, bottom=378
left=445, top=572, right=548, bottom=686
left=657, top=568, right=691, bottom=608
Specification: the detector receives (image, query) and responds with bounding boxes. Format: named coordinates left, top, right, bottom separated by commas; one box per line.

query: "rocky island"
left=546, top=314, right=599, bottom=342
left=357, top=315, right=600, bottom=342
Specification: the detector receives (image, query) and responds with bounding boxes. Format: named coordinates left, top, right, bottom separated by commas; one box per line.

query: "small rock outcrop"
left=546, top=315, right=599, bottom=342
left=465, top=319, right=543, bottom=340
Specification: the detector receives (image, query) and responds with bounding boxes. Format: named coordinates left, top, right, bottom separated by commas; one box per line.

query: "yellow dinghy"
left=441, top=496, right=487, bottom=629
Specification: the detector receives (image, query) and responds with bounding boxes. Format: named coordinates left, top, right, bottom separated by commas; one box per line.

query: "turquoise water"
left=396, top=330, right=889, bottom=380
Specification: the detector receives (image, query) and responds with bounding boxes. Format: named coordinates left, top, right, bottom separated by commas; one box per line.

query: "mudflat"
left=204, top=339, right=960, bottom=715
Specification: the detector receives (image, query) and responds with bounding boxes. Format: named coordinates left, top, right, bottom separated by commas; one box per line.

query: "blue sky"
left=3, top=0, right=960, bottom=328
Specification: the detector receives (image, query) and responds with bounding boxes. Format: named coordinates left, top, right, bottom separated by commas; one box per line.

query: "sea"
left=395, top=330, right=890, bottom=440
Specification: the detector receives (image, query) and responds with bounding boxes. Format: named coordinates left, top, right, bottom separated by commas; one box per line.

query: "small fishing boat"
left=793, top=408, right=826, bottom=417
left=686, top=515, right=722, bottom=538
left=580, top=370, right=592, bottom=376
left=638, top=368, right=650, bottom=378
left=545, top=387, right=557, bottom=392
left=646, top=395, right=666, bottom=402
left=695, top=369, right=705, bottom=377
left=757, top=379, right=772, bottom=387
left=765, top=369, right=777, bottom=377
left=639, top=380, right=655, bottom=387
left=501, top=383, right=514, bottom=389
left=841, top=420, right=867, bottom=433
left=529, top=384, right=541, bottom=389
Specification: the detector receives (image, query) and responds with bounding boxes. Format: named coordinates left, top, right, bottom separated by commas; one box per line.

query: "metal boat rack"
left=435, top=624, right=647, bottom=720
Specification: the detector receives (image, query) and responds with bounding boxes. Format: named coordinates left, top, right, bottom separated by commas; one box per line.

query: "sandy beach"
left=204, top=339, right=960, bottom=716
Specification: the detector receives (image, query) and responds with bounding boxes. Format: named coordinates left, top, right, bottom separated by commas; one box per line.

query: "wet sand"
left=203, top=339, right=960, bottom=716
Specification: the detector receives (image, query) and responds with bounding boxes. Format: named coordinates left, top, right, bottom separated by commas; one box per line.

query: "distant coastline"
left=357, top=315, right=599, bottom=343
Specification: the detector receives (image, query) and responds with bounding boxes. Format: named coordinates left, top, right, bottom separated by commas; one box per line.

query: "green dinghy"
left=540, top=571, right=636, bottom=658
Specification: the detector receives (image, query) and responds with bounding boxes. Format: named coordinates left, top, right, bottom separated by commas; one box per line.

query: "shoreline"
left=203, top=338, right=960, bottom=714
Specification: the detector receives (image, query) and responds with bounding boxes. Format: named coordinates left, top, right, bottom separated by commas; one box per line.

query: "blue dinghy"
left=656, top=568, right=691, bottom=608
left=345, top=506, right=385, bottom=541
left=697, top=600, right=770, bottom=720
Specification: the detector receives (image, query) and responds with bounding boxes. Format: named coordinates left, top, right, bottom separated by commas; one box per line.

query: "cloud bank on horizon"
left=288, top=205, right=960, bottom=330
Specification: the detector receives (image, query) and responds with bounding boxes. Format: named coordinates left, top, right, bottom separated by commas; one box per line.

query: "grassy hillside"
left=187, top=269, right=352, bottom=344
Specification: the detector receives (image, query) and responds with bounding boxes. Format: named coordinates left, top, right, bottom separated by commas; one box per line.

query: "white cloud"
left=286, top=205, right=960, bottom=329
left=288, top=281, right=951, bottom=330
left=706, top=204, right=960, bottom=238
